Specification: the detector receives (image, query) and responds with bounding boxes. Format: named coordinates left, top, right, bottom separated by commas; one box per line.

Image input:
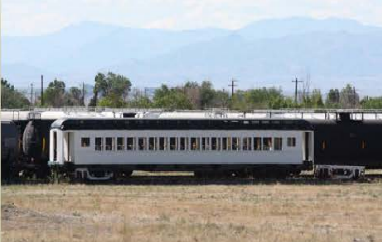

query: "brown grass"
left=2, top=181, right=382, bottom=242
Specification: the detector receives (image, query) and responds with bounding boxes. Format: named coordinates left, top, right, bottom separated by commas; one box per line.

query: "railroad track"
left=2, top=174, right=382, bottom=186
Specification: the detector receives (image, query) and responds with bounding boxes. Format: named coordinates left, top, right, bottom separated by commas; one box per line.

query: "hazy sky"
left=2, top=0, right=382, bottom=36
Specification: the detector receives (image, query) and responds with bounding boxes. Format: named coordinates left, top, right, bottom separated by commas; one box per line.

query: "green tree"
left=200, top=81, right=215, bottom=109
left=339, top=84, right=359, bottom=109
left=212, top=90, right=230, bottom=109
left=183, top=81, right=201, bottom=109
left=310, top=89, right=324, bottom=108
left=232, top=87, right=284, bottom=110
left=89, top=73, right=106, bottom=106
left=98, top=93, right=125, bottom=108
left=326, top=89, right=340, bottom=108
left=361, top=97, right=382, bottom=109
left=89, top=72, right=131, bottom=107
left=43, top=79, right=66, bottom=107
left=1, top=78, right=30, bottom=109
left=128, top=89, right=152, bottom=108
left=153, top=85, right=193, bottom=110
left=65, top=87, right=84, bottom=106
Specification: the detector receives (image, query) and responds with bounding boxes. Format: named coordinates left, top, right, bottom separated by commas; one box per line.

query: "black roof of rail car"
left=51, top=118, right=314, bottom=131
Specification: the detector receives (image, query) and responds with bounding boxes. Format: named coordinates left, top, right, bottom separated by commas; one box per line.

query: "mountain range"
left=2, top=17, right=382, bottom=95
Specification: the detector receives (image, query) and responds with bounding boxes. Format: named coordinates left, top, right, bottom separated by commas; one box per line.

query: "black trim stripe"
left=52, top=119, right=313, bottom=131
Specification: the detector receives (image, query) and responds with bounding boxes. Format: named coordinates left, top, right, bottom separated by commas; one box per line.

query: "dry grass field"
left=2, top=179, right=382, bottom=242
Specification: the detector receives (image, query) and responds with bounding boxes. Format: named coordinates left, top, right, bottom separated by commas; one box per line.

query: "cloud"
left=2, top=0, right=382, bottom=36
left=145, top=18, right=177, bottom=29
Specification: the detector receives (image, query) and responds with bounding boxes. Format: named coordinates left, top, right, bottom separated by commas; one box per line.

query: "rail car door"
left=302, top=131, right=314, bottom=162
left=63, top=132, right=75, bottom=162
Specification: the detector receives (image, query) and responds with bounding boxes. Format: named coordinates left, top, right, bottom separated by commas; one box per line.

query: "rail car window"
left=254, top=138, right=262, bottom=151
left=201, top=138, right=210, bottom=150
left=321, top=141, right=326, bottom=151
left=149, top=137, right=156, bottom=150
left=170, top=137, right=177, bottom=150
left=222, top=138, right=228, bottom=150
left=232, top=137, right=240, bottom=150
left=138, top=138, right=146, bottom=150
left=287, top=137, right=296, bottom=147
left=95, top=137, right=103, bottom=151
left=105, top=137, right=114, bottom=151
left=263, top=138, right=272, bottom=151
left=127, top=138, right=135, bottom=150
left=81, top=138, right=90, bottom=147
left=242, top=137, right=252, bottom=151
left=159, top=137, right=166, bottom=150
left=191, top=138, right=200, bottom=150
left=179, top=137, right=188, bottom=150
left=211, top=138, right=220, bottom=150
left=274, top=138, right=283, bottom=151
left=117, top=137, right=124, bottom=150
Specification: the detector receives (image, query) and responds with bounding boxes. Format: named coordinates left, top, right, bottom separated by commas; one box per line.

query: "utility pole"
left=82, top=82, right=85, bottom=106
left=30, top=83, right=34, bottom=106
left=41, top=75, right=44, bottom=106
left=228, top=78, right=238, bottom=97
left=292, top=77, right=303, bottom=105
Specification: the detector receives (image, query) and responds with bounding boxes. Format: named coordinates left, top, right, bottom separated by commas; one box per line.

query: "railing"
left=2, top=108, right=382, bottom=121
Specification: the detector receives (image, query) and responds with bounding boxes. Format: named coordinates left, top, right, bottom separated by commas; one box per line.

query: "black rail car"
left=1, top=121, right=19, bottom=179
left=312, top=117, right=382, bottom=169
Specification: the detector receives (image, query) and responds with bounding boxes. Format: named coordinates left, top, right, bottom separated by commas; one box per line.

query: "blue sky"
left=2, top=0, right=382, bottom=36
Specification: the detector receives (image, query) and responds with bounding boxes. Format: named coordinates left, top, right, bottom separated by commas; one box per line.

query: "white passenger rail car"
left=49, top=118, right=314, bottom=180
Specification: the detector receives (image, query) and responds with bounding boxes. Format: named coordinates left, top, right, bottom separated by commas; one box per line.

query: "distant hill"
left=2, top=17, right=382, bottom=95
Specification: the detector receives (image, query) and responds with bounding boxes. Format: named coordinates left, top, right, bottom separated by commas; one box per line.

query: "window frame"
left=126, top=137, right=135, bottom=151
left=169, top=137, right=177, bottom=151
left=105, top=137, right=115, bottom=151
left=159, top=137, right=167, bottom=150
left=81, top=137, right=90, bottom=148
left=242, top=137, right=252, bottom=151
left=179, top=137, right=188, bottom=151
left=117, top=137, right=124, bottom=151
left=211, top=137, right=220, bottom=151
left=138, top=137, right=146, bottom=151
left=148, top=137, right=156, bottom=151
left=201, top=137, right=210, bottom=151
left=274, top=137, right=283, bottom=151
left=262, top=137, right=272, bottom=151
left=95, top=137, right=103, bottom=151
left=191, top=137, right=200, bottom=151
left=231, top=137, right=240, bottom=151
left=287, top=137, right=296, bottom=147
left=254, top=137, right=262, bottom=151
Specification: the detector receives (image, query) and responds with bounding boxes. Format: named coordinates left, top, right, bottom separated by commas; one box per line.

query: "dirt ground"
left=2, top=179, right=382, bottom=242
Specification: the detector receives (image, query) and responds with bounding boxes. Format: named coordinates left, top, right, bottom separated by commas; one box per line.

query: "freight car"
left=311, top=114, right=382, bottom=169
